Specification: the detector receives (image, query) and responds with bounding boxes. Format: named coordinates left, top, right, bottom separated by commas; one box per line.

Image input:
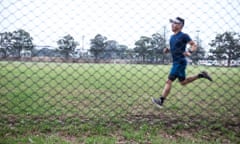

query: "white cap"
left=169, top=17, right=185, bottom=25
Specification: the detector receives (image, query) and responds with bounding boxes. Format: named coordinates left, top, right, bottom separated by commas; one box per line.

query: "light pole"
left=196, top=30, right=200, bottom=46
left=82, top=35, right=85, bottom=50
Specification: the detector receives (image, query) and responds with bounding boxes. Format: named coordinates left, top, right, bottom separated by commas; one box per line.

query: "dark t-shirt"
left=170, top=31, right=191, bottom=63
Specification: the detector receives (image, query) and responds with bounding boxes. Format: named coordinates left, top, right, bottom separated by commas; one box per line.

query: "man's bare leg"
left=180, top=75, right=199, bottom=86
left=151, top=79, right=172, bottom=108
left=162, top=79, right=173, bottom=98
left=180, top=71, right=213, bottom=85
left=152, top=72, right=212, bottom=108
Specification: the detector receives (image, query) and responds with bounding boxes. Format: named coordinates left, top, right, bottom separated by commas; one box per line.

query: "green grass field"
left=0, top=61, right=239, bottom=143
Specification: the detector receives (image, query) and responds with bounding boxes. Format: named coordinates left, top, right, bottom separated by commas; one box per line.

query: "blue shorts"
left=168, top=61, right=187, bottom=82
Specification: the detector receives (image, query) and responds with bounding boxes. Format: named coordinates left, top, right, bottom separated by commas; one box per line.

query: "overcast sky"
left=0, top=0, right=239, bottom=50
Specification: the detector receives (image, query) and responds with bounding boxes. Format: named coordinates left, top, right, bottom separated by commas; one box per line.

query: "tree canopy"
left=0, top=29, right=33, bottom=57
left=57, top=34, right=79, bottom=59
left=209, top=32, right=240, bottom=66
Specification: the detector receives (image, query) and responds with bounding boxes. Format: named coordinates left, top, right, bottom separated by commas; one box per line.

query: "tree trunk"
left=227, top=58, right=231, bottom=67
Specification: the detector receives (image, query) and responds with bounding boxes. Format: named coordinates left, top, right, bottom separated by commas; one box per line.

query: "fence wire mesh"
left=0, top=0, right=240, bottom=125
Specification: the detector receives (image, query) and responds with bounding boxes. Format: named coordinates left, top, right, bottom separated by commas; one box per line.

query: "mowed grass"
left=0, top=61, right=240, bottom=143
left=0, top=61, right=239, bottom=118
left=0, top=62, right=167, bottom=117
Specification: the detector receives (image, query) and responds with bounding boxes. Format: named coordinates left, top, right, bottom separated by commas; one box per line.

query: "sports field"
left=0, top=61, right=239, bottom=143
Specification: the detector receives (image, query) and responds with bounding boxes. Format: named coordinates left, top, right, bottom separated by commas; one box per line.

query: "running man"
left=152, top=17, right=213, bottom=108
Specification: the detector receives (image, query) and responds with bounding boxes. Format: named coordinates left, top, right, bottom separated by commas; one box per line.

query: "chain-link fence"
left=0, top=0, right=240, bottom=126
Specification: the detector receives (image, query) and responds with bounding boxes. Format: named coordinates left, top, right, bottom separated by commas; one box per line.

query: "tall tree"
left=0, top=32, right=12, bottom=57
left=12, top=29, right=34, bottom=57
left=89, top=34, right=107, bottom=61
left=209, top=32, right=240, bottom=66
left=151, top=33, right=165, bottom=63
left=57, top=34, right=79, bottom=59
left=117, top=44, right=128, bottom=59
left=134, top=36, right=152, bottom=62
left=0, top=30, right=33, bottom=57
left=104, top=40, right=118, bottom=59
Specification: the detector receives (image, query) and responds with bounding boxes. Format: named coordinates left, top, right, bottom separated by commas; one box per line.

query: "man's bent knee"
left=180, top=81, right=187, bottom=86
left=179, top=78, right=187, bottom=86
left=166, top=79, right=172, bottom=84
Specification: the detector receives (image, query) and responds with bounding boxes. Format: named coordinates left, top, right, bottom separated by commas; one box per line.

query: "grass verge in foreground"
left=0, top=115, right=239, bottom=144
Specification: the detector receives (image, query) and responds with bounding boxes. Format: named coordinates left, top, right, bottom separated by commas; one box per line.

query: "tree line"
left=0, top=29, right=239, bottom=66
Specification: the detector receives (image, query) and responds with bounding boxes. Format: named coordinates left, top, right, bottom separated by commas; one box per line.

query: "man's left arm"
left=183, top=40, right=197, bottom=56
left=188, top=40, right=197, bottom=53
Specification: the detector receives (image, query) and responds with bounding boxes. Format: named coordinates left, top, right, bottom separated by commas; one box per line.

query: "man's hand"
left=183, top=51, right=191, bottom=57
left=163, top=48, right=170, bottom=53
left=183, top=40, right=197, bottom=57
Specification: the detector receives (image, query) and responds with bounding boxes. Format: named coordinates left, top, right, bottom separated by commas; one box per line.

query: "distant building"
left=20, top=49, right=31, bottom=57
left=72, top=48, right=90, bottom=58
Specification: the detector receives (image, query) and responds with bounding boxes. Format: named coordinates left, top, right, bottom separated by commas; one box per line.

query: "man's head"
left=170, top=17, right=185, bottom=33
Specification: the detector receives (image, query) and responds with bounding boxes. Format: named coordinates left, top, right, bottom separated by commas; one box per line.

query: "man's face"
left=171, top=22, right=183, bottom=33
